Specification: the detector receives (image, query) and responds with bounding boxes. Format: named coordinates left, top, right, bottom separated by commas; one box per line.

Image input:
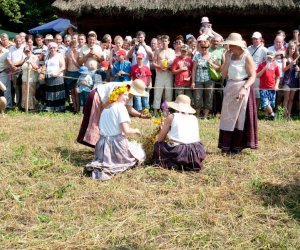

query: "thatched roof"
left=53, top=0, right=300, bottom=16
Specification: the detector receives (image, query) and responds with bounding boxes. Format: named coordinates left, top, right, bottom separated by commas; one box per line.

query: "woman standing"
left=21, top=45, right=39, bottom=110
left=85, top=85, right=145, bottom=180
left=45, top=42, right=66, bottom=112
left=152, top=95, right=206, bottom=171
left=282, top=41, right=299, bottom=119
left=219, top=33, right=258, bottom=154
left=191, top=39, right=219, bottom=119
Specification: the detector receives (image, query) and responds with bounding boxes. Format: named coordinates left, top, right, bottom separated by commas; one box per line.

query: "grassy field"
left=0, top=112, right=299, bottom=249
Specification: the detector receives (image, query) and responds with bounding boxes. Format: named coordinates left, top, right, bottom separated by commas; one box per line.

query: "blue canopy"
left=28, top=18, right=77, bottom=34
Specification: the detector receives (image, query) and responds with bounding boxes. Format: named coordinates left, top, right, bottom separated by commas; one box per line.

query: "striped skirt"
left=85, top=134, right=145, bottom=180
left=45, top=76, right=66, bottom=112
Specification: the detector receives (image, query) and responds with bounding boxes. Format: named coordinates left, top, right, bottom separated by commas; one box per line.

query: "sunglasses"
left=201, top=46, right=209, bottom=49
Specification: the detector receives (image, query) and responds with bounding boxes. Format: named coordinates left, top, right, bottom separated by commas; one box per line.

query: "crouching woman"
left=85, top=85, right=146, bottom=180
left=152, top=95, right=206, bottom=171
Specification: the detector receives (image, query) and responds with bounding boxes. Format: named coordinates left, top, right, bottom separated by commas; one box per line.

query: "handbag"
left=209, top=64, right=222, bottom=81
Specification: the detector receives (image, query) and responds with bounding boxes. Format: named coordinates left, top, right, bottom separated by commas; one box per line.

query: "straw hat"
left=221, top=33, right=247, bottom=50
left=167, top=95, right=195, bottom=114
left=129, top=79, right=149, bottom=97
left=0, top=96, right=7, bottom=111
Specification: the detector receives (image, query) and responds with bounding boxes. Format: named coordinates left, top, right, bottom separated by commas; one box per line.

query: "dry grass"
left=0, top=111, right=300, bottom=249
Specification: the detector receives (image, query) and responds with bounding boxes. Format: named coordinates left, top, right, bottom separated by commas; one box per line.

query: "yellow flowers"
left=152, top=118, right=161, bottom=125
left=109, top=85, right=129, bottom=103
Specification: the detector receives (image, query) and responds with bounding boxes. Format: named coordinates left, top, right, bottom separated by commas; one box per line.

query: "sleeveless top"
left=46, top=53, right=62, bottom=76
left=228, top=52, right=248, bottom=81
left=167, top=113, right=200, bottom=144
left=283, top=58, right=299, bottom=88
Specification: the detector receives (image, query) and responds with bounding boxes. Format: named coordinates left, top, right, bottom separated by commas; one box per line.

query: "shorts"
left=259, top=90, right=276, bottom=109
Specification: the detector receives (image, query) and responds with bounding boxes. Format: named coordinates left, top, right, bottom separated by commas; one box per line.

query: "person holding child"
left=76, top=66, right=93, bottom=113
left=256, top=51, right=280, bottom=120
left=152, top=94, right=206, bottom=171
left=85, top=84, right=146, bottom=180
left=131, top=52, right=152, bottom=111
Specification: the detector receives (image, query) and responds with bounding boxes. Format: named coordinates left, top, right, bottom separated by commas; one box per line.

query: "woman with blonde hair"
left=282, top=41, right=299, bottom=119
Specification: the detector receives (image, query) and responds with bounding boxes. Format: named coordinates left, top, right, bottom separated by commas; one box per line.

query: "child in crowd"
left=76, top=66, right=93, bottom=112
left=256, top=51, right=280, bottom=120
left=112, top=49, right=131, bottom=82
left=131, top=52, right=152, bottom=111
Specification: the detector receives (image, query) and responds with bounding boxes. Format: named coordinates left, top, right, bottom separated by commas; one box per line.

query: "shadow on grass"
left=257, top=180, right=300, bottom=221
left=55, top=146, right=93, bottom=167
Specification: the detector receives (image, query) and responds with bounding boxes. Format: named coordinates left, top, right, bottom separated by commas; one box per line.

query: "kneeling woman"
left=152, top=95, right=206, bottom=171
left=85, top=85, right=146, bottom=180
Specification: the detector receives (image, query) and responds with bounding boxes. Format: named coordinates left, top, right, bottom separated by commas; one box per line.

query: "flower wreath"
left=109, top=85, right=130, bottom=103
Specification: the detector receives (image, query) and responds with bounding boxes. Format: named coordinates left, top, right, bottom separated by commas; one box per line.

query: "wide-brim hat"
left=0, top=96, right=7, bottom=110
left=129, top=79, right=149, bottom=97
left=166, top=95, right=195, bottom=114
left=221, top=33, right=247, bottom=50
left=0, top=80, right=7, bottom=92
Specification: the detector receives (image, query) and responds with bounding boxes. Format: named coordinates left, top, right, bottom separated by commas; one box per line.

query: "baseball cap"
left=252, top=32, right=262, bottom=39
left=136, top=52, right=144, bottom=59
left=116, top=49, right=126, bottom=57
left=266, top=50, right=275, bottom=58
left=101, top=60, right=110, bottom=68
left=45, top=34, right=54, bottom=40
left=180, top=44, right=189, bottom=51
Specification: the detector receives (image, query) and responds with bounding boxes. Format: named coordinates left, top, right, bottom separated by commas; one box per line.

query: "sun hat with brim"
left=45, top=34, right=54, bottom=40
left=221, top=33, right=247, bottom=50
left=0, top=96, right=7, bottom=111
left=167, top=95, right=195, bottom=114
left=78, top=66, right=89, bottom=74
left=129, top=79, right=149, bottom=97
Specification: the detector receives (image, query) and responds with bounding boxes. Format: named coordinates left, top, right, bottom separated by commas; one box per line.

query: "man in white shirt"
left=248, top=31, right=268, bottom=108
left=0, top=41, right=11, bottom=108
left=127, top=31, right=153, bottom=68
left=152, top=35, right=175, bottom=115
left=7, top=35, right=26, bottom=107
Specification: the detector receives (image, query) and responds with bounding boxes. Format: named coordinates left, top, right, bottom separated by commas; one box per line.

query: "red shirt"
left=257, top=61, right=280, bottom=89
left=171, top=56, right=193, bottom=86
left=131, top=64, right=152, bottom=86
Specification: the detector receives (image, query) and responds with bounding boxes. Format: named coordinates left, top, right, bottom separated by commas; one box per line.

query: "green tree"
left=0, top=0, right=24, bottom=23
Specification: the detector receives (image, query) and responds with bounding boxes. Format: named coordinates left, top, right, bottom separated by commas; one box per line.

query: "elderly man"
left=248, top=32, right=268, bottom=108
left=0, top=41, right=11, bottom=109
left=6, top=35, right=25, bottom=107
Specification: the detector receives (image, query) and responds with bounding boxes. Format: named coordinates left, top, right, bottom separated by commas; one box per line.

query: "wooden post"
left=25, top=62, right=30, bottom=112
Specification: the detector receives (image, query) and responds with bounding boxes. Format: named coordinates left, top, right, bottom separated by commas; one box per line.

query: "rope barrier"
left=4, top=68, right=300, bottom=91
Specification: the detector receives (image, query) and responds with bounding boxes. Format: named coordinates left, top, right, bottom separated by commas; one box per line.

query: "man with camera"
left=127, top=31, right=153, bottom=68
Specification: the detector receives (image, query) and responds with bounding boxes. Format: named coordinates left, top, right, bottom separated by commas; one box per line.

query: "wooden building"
left=53, top=0, right=300, bottom=46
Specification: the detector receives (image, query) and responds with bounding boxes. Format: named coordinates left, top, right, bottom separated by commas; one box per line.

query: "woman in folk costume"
left=219, top=33, right=258, bottom=154
left=152, top=95, right=206, bottom=171
left=85, top=84, right=146, bottom=180
left=77, top=79, right=150, bottom=148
